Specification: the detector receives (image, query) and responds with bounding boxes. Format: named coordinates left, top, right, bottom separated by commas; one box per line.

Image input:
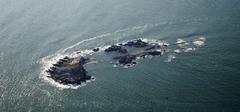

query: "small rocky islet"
left=46, top=56, right=94, bottom=85
left=45, top=38, right=205, bottom=86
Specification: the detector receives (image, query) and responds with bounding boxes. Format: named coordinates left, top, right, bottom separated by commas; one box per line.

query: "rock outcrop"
left=113, top=55, right=136, bottom=65
left=104, top=45, right=128, bottom=54
left=113, top=50, right=163, bottom=66
left=102, top=39, right=166, bottom=67
left=46, top=56, right=93, bottom=85
left=123, top=39, right=148, bottom=47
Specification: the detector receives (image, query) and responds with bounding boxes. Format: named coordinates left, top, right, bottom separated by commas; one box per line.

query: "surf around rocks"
left=43, top=37, right=206, bottom=88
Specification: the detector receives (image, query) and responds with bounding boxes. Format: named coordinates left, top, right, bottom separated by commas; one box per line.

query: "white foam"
left=183, top=48, right=194, bottom=52
left=141, top=38, right=167, bottom=46
left=192, top=37, right=206, bottom=47
left=163, top=42, right=170, bottom=46
left=174, top=49, right=181, bottom=53
left=78, top=49, right=94, bottom=56
left=62, top=33, right=111, bottom=53
left=136, top=57, right=141, bottom=60
left=165, top=54, right=176, bottom=62
left=199, top=37, right=206, bottom=41
left=193, top=40, right=205, bottom=46
left=176, top=38, right=186, bottom=44
left=99, top=45, right=111, bottom=51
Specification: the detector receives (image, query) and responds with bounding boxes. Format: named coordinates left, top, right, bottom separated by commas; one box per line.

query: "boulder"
left=124, top=39, right=148, bottom=48
left=104, top=45, right=128, bottom=54
left=104, top=45, right=122, bottom=52
left=132, top=62, right=137, bottom=64
left=92, top=48, right=100, bottom=52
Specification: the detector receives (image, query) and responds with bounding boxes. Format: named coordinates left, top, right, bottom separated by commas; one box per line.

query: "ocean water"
left=0, top=0, right=240, bottom=112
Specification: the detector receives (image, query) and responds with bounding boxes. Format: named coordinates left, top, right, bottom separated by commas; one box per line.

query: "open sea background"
left=0, top=0, right=240, bottom=112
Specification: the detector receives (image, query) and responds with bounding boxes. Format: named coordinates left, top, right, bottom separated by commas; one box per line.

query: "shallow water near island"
left=1, top=0, right=240, bottom=112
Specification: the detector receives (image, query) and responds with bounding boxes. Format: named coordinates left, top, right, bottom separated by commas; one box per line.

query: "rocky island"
left=45, top=38, right=205, bottom=86
left=46, top=56, right=95, bottom=85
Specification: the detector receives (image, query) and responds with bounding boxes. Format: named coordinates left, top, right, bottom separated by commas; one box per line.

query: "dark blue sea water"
left=0, top=0, right=240, bottom=112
